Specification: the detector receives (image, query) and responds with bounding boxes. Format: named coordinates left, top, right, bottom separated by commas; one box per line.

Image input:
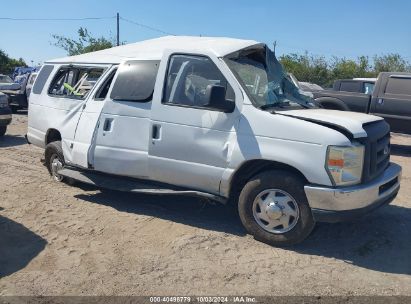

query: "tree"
left=329, top=57, right=376, bottom=84
left=279, top=52, right=330, bottom=87
left=279, top=51, right=411, bottom=87
left=52, top=27, right=115, bottom=56
left=374, top=54, right=411, bottom=74
left=0, top=49, right=27, bottom=75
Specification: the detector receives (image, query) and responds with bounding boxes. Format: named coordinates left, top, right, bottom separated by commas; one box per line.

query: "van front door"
left=148, top=52, right=242, bottom=195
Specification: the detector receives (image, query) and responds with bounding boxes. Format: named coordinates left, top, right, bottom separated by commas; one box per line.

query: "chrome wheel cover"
left=252, top=189, right=300, bottom=234
left=50, top=154, right=63, bottom=182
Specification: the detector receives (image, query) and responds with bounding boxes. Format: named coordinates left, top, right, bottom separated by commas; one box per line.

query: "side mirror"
left=204, top=84, right=235, bottom=113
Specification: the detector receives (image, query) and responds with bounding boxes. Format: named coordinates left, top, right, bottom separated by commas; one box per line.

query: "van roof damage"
left=47, top=36, right=261, bottom=64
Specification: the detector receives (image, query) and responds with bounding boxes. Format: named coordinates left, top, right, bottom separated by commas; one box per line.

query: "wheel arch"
left=45, top=128, right=62, bottom=145
left=227, top=159, right=309, bottom=203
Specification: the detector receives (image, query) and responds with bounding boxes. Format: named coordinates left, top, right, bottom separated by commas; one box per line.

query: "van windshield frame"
left=223, top=45, right=317, bottom=111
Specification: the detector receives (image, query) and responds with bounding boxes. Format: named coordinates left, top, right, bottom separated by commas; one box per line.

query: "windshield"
left=0, top=75, right=13, bottom=83
left=225, top=46, right=317, bottom=110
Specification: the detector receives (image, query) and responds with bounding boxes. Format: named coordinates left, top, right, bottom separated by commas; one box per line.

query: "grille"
left=361, top=120, right=391, bottom=182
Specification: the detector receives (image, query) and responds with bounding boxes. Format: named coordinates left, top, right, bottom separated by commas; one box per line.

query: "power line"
left=0, top=16, right=115, bottom=21
left=0, top=15, right=175, bottom=37
left=120, top=17, right=175, bottom=36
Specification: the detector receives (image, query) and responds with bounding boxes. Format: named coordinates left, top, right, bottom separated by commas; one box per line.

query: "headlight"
left=326, top=144, right=365, bottom=186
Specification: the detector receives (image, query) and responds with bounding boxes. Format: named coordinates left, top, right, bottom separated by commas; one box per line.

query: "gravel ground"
left=0, top=113, right=410, bottom=296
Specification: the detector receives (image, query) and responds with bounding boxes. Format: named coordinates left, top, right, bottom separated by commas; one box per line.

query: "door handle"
left=103, top=118, right=113, bottom=131
left=377, top=98, right=384, bottom=105
left=152, top=124, right=161, bottom=141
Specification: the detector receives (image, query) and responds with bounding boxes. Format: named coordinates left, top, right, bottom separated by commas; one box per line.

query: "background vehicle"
left=299, top=81, right=323, bottom=92
left=25, top=72, right=38, bottom=98
left=0, top=92, right=12, bottom=136
left=0, top=67, right=39, bottom=112
left=0, top=74, right=20, bottom=90
left=288, top=73, right=324, bottom=92
left=314, top=73, right=411, bottom=134
left=27, top=36, right=401, bottom=246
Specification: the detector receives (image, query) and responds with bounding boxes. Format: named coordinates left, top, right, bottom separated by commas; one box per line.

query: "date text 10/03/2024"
left=149, top=296, right=257, bottom=303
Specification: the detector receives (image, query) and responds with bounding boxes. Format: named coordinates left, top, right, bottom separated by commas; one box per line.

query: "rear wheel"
left=0, top=126, right=6, bottom=137
left=45, top=141, right=65, bottom=182
left=238, top=170, right=315, bottom=246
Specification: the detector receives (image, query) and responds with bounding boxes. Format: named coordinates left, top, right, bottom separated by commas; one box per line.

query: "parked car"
left=27, top=36, right=401, bottom=246
left=287, top=73, right=324, bottom=92
left=0, top=68, right=39, bottom=112
left=0, top=92, right=12, bottom=137
left=0, top=74, right=20, bottom=90
left=314, top=73, right=411, bottom=134
left=0, top=74, right=25, bottom=112
left=299, top=81, right=324, bottom=92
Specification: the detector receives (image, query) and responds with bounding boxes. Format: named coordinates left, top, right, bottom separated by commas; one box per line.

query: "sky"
left=1, top=0, right=410, bottom=66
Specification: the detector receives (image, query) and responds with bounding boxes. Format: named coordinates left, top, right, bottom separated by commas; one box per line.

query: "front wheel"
left=45, top=141, right=65, bottom=182
left=238, top=170, right=315, bottom=246
left=0, top=126, right=6, bottom=137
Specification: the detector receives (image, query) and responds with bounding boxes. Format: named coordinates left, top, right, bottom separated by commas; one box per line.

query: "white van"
left=27, top=36, right=401, bottom=246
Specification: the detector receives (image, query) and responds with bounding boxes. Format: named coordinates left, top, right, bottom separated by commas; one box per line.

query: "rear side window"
left=32, top=65, right=54, bottom=95
left=110, top=60, right=159, bottom=102
left=339, top=81, right=361, bottom=93
left=363, top=82, right=375, bottom=94
left=48, top=66, right=104, bottom=99
left=385, top=77, right=411, bottom=96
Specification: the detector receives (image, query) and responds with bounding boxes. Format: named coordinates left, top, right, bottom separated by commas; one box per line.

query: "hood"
left=279, top=109, right=383, bottom=138
left=0, top=83, right=20, bottom=91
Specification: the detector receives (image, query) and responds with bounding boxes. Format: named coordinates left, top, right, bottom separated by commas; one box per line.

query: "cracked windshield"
left=226, top=46, right=316, bottom=110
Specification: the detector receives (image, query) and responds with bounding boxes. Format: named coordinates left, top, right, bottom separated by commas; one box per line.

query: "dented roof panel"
left=47, top=36, right=260, bottom=64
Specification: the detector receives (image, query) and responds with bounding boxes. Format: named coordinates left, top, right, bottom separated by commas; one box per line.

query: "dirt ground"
left=0, top=112, right=410, bottom=296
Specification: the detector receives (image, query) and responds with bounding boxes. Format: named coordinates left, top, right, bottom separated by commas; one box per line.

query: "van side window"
left=48, top=67, right=104, bottom=99
left=95, top=69, right=117, bottom=100
left=163, top=54, right=235, bottom=108
left=32, top=65, right=54, bottom=95
left=110, top=60, right=159, bottom=102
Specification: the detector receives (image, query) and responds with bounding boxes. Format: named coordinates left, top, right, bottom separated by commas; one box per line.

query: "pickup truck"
left=314, top=73, right=411, bottom=134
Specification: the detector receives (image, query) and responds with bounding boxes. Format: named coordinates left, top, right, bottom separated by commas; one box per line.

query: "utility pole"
left=116, top=12, right=120, bottom=46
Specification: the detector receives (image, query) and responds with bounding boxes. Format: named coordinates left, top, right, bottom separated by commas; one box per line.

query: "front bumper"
left=304, top=163, right=402, bottom=222
left=1, top=90, right=27, bottom=108
left=0, top=107, right=12, bottom=126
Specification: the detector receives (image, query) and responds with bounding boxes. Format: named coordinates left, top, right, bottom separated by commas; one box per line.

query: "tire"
left=238, top=170, right=315, bottom=246
left=45, top=141, right=66, bottom=182
left=0, top=126, right=6, bottom=137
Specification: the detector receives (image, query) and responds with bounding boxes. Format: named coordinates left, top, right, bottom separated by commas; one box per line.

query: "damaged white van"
left=27, top=36, right=402, bottom=246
